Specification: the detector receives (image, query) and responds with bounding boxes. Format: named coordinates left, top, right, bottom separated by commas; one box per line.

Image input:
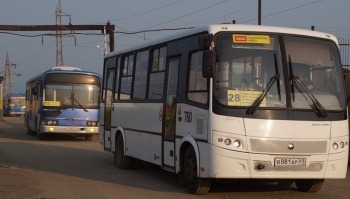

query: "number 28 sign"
left=227, top=90, right=266, bottom=107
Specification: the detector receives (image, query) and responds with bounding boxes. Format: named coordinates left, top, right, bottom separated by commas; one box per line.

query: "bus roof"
left=26, top=66, right=100, bottom=83
left=106, top=24, right=338, bottom=58
left=4, top=93, right=25, bottom=97
left=51, top=66, right=82, bottom=71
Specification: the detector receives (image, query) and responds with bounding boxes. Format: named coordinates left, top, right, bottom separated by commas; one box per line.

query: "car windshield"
left=214, top=33, right=345, bottom=111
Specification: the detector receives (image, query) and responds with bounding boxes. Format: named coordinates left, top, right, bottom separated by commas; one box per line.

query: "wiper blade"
left=274, top=53, right=281, bottom=101
left=246, top=53, right=280, bottom=115
left=288, top=55, right=295, bottom=101
left=292, top=77, right=327, bottom=118
left=288, top=55, right=326, bottom=118
left=246, top=73, right=280, bottom=115
left=74, top=98, right=88, bottom=112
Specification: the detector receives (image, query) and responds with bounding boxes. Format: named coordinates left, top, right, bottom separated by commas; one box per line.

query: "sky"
left=0, top=0, right=349, bottom=94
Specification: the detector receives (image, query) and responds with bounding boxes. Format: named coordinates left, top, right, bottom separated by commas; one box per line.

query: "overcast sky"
left=0, top=0, right=349, bottom=93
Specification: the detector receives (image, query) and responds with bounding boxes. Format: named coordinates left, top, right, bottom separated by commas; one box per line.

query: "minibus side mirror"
left=202, top=50, right=213, bottom=78
left=198, top=34, right=215, bottom=78
left=198, top=34, right=213, bottom=48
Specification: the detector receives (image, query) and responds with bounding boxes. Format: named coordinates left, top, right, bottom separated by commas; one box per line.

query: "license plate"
left=65, top=127, right=80, bottom=131
left=274, top=158, right=306, bottom=167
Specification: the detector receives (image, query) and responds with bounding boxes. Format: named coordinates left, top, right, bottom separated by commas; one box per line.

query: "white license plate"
left=65, top=127, right=80, bottom=131
left=274, top=158, right=306, bottom=166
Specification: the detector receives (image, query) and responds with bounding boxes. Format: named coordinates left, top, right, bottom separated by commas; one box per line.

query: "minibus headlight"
left=47, top=121, right=53, bottom=125
left=91, top=122, right=97, bottom=126
left=339, top=141, right=345, bottom=148
left=224, top=138, right=232, bottom=146
left=233, top=140, right=241, bottom=148
left=332, top=142, right=339, bottom=150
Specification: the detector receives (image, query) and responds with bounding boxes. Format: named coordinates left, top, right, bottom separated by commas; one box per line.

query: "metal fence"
left=339, top=38, right=350, bottom=71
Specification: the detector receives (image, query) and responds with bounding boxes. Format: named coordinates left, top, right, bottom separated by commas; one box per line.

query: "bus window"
left=133, top=50, right=149, bottom=100
left=120, top=55, right=134, bottom=100
left=148, top=47, right=166, bottom=100
left=187, top=51, right=208, bottom=104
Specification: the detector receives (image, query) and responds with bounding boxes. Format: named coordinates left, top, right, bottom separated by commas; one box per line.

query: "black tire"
left=26, top=116, right=35, bottom=135
left=34, top=118, right=45, bottom=140
left=184, top=147, right=211, bottom=195
left=27, top=126, right=35, bottom=135
left=295, top=179, right=324, bottom=192
left=114, top=134, right=134, bottom=169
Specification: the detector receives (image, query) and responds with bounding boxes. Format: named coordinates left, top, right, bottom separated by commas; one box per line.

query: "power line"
left=143, top=0, right=230, bottom=30
left=112, top=0, right=185, bottom=21
left=84, top=0, right=185, bottom=25
left=160, top=2, right=258, bottom=29
left=241, top=0, right=323, bottom=24
left=0, top=27, right=194, bottom=37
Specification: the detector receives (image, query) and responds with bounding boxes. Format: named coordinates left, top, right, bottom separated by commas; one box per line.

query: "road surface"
left=0, top=116, right=349, bottom=199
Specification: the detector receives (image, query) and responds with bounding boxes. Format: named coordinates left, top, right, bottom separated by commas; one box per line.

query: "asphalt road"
left=0, top=116, right=349, bottom=199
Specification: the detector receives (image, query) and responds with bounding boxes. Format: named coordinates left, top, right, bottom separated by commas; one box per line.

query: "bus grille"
left=250, top=138, right=327, bottom=154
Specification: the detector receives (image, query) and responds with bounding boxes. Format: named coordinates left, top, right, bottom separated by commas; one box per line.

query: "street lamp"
left=97, top=45, right=106, bottom=56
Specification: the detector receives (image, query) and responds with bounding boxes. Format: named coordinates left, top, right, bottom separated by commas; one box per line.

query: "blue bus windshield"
left=43, top=84, right=100, bottom=108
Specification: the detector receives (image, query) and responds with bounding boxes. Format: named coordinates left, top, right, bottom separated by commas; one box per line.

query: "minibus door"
left=162, top=57, right=180, bottom=170
left=103, top=69, right=115, bottom=151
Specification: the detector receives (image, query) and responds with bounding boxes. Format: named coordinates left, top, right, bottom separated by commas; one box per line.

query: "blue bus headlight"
left=87, top=121, right=98, bottom=126
left=41, top=120, right=58, bottom=125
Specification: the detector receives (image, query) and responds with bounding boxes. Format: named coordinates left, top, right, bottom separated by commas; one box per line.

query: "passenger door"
left=162, top=57, right=180, bottom=170
left=103, top=68, right=115, bottom=151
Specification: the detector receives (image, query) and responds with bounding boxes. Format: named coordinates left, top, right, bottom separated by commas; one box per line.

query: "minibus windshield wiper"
left=246, top=53, right=280, bottom=115
left=246, top=73, right=279, bottom=115
left=288, top=55, right=326, bottom=118
left=291, top=77, right=327, bottom=118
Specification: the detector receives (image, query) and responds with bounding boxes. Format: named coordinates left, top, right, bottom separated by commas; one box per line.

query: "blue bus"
left=25, top=66, right=101, bottom=140
left=3, top=93, right=25, bottom=117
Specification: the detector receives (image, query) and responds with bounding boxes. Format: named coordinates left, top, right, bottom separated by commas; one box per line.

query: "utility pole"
left=3, top=53, right=12, bottom=96
left=56, top=0, right=71, bottom=66
left=1, top=53, right=20, bottom=96
left=258, top=0, right=262, bottom=25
